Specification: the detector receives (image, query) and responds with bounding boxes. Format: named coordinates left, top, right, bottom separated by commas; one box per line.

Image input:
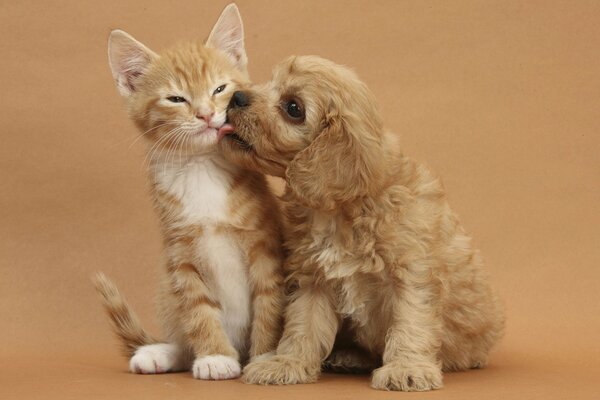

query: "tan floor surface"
left=1, top=1, right=599, bottom=399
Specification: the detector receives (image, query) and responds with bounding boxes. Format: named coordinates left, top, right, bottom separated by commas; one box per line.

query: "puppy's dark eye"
left=213, top=84, right=227, bottom=95
left=284, top=100, right=304, bottom=121
left=167, top=96, right=187, bottom=103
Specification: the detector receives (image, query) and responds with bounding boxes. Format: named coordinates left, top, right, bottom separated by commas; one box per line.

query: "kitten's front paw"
left=371, top=361, right=443, bottom=391
left=192, top=355, right=241, bottom=380
left=129, top=343, right=181, bottom=374
left=242, top=355, right=319, bottom=385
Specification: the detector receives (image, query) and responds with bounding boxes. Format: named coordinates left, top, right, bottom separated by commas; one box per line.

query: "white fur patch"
left=129, top=343, right=183, bottom=374
left=192, top=355, right=241, bottom=380
left=155, top=155, right=232, bottom=224
left=199, top=230, right=251, bottom=355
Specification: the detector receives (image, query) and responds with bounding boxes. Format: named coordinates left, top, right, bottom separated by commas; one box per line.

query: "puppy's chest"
left=331, top=275, right=385, bottom=323
left=304, top=211, right=383, bottom=278
left=306, top=212, right=351, bottom=269
left=154, top=158, right=234, bottom=224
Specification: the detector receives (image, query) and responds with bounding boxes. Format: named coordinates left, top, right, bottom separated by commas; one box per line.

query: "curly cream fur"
left=220, top=55, right=505, bottom=391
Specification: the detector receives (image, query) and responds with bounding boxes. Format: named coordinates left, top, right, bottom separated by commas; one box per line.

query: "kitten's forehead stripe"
left=201, top=61, right=208, bottom=80
left=157, top=43, right=233, bottom=95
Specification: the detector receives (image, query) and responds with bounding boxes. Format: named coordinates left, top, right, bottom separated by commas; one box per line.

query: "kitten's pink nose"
left=196, top=112, right=214, bottom=123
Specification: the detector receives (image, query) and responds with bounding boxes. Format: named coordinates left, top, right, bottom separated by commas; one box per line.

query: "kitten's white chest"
left=156, top=156, right=232, bottom=224
left=153, top=156, right=251, bottom=353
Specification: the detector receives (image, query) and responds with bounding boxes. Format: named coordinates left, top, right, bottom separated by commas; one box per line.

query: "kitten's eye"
left=213, top=84, right=227, bottom=95
left=283, top=100, right=305, bottom=122
left=167, top=96, right=187, bottom=103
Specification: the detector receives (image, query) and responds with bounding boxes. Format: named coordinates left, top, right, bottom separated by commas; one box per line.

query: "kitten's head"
left=108, top=4, right=249, bottom=154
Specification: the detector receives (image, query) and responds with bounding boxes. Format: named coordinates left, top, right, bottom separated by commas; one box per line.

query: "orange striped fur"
left=94, top=5, right=284, bottom=380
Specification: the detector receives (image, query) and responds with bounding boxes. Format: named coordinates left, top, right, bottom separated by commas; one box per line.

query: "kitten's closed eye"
left=167, top=96, right=187, bottom=103
left=213, top=84, right=227, bottom=95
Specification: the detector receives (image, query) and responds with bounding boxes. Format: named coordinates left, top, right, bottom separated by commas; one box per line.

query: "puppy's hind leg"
left=371, top=262, right=444, bottom=392
left=439, top=251, right=505, bottom=372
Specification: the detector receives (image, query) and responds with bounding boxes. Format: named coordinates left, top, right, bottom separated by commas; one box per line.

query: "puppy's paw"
left=192, top=355, right=241, bottom=380
left=371, top=362, right=443, bottom=391
left=242, top=355, right=319, bottom=385
left=129, top=343, right=181, bottom=374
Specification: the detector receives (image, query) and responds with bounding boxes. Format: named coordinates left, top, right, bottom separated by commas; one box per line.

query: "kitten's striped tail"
left=93, top=272, right=158, bottom=357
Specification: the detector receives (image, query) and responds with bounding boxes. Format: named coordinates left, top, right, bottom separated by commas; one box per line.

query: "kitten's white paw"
left=192, top=355, right=241, bottom=380
left=129, top=343, right=181, bottom=374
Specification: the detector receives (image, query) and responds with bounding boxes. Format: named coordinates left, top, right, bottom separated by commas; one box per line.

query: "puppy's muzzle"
left=229, top=90, right=250, bottom=109
left=219, top=90, right=253, bottom=149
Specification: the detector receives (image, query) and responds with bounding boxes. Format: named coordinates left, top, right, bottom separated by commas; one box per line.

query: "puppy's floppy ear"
left=206, top=3, right=248, bottom=71
left=286, top=111, right=385, bottom=211
left=108, top=30, right=158, bottom=97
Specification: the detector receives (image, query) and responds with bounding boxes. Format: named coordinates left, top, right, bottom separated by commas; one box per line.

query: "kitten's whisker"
left=163, top=130, right=183, bottom=170
left=163, top=131, right=181, bottom=175
left=161, top=129, right=188, bottom=177
left=185, top=130, right=193, bottom=167
left=128, top=122, right=179, bottom=149
left=155, top=130, right=183, bottom=169
left=175, top=132, right=186, bottom=169
left=143, top=131, right=171, bottom=170
left=143, top=127, right=182, bottom=172
left=109, top=119, right=182, bottom=150
left=168, top=130, right=190, bottom=176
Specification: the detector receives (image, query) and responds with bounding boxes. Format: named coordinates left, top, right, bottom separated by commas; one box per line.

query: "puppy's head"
left=219, top=55, right=386, bottom=210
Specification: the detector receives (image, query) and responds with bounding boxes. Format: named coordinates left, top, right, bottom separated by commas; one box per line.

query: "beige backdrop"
left=1, top=1, right=599, bottom=399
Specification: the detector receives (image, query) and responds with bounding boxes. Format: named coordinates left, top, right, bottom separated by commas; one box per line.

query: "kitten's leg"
left=247, top=244, right=285, bottom=361
left=129, top=343, right=188, bottom=374
left=371, top=261, right=443, bottom=392
left=243, top=283, right=338, bottom=385
left=169, top=262, right=241, bottom=380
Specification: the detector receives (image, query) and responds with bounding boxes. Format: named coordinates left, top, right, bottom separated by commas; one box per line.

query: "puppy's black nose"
left=230, top=91, right=250, bottom=108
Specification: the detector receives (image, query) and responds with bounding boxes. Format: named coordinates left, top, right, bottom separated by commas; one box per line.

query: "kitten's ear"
left=206, top=3, right=247, bottom=70
left=108, top=30, right=158, bottom=97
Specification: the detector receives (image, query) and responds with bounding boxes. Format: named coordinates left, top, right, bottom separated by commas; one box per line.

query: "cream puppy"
left=218, top=55, right=505, bottom=391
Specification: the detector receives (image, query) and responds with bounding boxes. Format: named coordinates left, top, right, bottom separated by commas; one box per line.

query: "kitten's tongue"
left=217, top=124, right=235, bottom=141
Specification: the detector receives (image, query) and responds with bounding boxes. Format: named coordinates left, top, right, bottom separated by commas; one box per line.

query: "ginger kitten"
left=94, top=5, right=284, bottom=380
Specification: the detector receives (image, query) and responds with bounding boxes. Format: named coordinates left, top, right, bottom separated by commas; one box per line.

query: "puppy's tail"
left=93, top=272, right=158, bottom=357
